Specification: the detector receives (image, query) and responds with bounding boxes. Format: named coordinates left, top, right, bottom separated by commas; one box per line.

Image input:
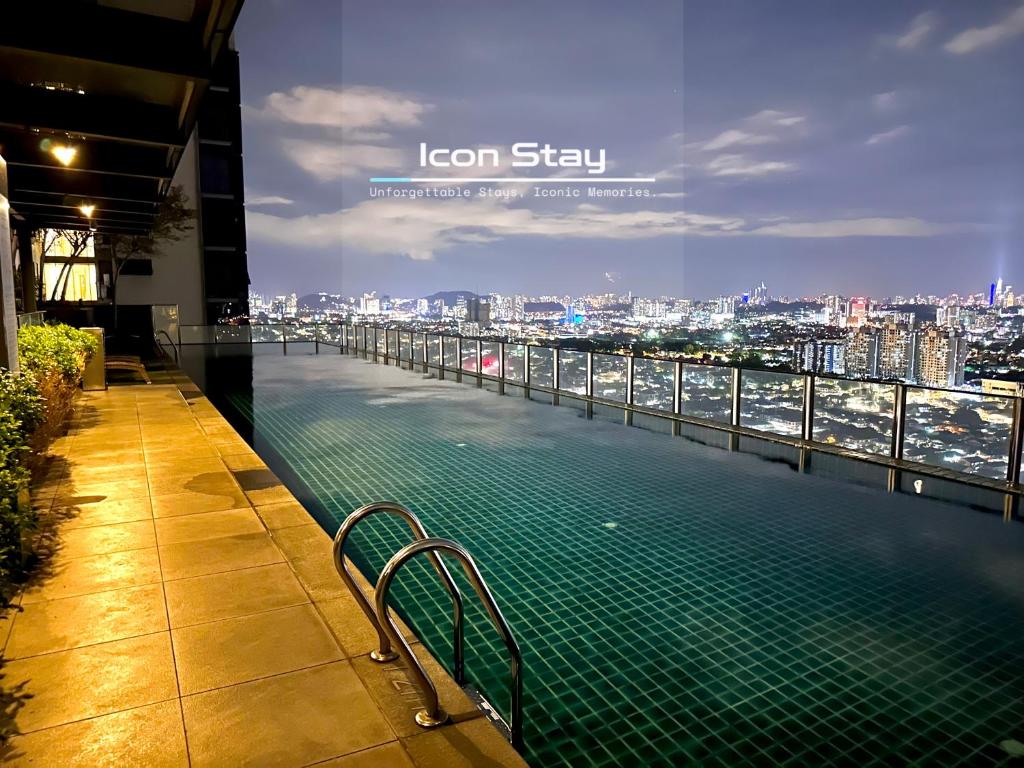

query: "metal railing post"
left=498, top=342, right=506, bottom=395
left=802, top=374, right=815, bottom=441
left=672, top=360, right=683, bottom=437
left=1006, top=396, right=1023, bottom=486
left=523, top=346, right=531, bottom=398
left=888, top=383, right=908, bottom=493
left=456, top=336, right=463, bottom=383
left=585, top=351, right=594, bottom=420
left=729, top=367, right=742, bottom=451
left=476, top=338, right=483, bottom=387
left=552, top=348, right=560, bottom=406
left=625, top=355, right=635, bottom=427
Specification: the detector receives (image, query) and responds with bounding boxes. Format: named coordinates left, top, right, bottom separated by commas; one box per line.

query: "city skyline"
left=235, top=1, right=1023, bottom=299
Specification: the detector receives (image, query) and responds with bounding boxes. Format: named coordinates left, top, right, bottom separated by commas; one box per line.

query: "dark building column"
left=16, top=225, right=36, bottom=313
left=0, top=154, right=19, bottom=372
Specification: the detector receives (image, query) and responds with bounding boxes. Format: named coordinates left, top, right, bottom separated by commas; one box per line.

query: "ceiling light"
left=51, top=145, right=77, bottom=166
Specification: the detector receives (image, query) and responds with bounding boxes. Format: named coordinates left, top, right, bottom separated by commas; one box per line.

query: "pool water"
left=186, top=346, right=1024, bottom=767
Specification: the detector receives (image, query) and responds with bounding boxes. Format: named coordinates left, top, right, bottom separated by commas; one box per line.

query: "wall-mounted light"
left=79, top=203, right=96, bottom=218
left=51, top=144, right=77, bottom=166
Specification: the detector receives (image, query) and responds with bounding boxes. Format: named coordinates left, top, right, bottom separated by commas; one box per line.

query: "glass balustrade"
left=558, top=350, right=588, bottom=395
left=592, top=354, right=627, bottom=402
left=740, top=370, right=803, bottom=436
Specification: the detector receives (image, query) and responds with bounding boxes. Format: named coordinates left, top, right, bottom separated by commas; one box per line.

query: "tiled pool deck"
left=0, top=381, right=526, bottom=767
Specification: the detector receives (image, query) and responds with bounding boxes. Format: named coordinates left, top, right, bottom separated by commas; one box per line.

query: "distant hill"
left=298, top=293, right=345, bottom=310
left=421, top=290, right=479, bottom=305
left=739, top=301, right=824, bottom=315
left=525, top=301, right=566, bottom=313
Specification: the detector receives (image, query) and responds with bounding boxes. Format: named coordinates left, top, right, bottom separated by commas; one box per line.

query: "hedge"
left=1, top=324, right=97, bottom=602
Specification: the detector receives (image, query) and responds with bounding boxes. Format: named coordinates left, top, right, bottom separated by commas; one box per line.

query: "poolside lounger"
left=105, top=355, right=152, bottom=384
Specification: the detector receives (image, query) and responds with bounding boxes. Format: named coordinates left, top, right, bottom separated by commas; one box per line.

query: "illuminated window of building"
left=38, top=230, right=98, bottom=302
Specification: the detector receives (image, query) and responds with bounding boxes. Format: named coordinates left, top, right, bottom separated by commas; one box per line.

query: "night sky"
left=234, top=1, right=1024, bottom=300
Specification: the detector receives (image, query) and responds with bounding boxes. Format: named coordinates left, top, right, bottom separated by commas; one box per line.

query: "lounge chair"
left=105, top=355, right=151, bottom=384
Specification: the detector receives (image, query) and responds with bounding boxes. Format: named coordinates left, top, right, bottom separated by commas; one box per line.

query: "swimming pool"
left=185, top=345, right=1024, bottom=767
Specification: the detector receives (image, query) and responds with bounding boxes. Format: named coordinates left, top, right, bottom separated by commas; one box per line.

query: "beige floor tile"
left=313, top=741, right=414, bottom=768
left=146, top=458, right=227, bottom=480
left=65, top=464, right=148, bottom=486
left=159, top=532, right=284, bottom=580
left=244, top=484, right=296, bottom=506
left=22, top=547, right=162, bottom=604
left=256, top=500, right=315, bottom=530
left=64, top=450, right=147, bottom=470
left=221, top=452, right=267, bottom=471
left=57, top=519, right=156, bottom=560
left=148, top=469, right=239, bottom=498
left=144, top=443, right=220, bottom=462
left=172, top=604, right=343, bottom=694
left=6, top=583, right=166, bottom=658
left=1, top=700, right=188, bottom=768
left=271, top=523, right=332, bottom=560
left=350, top=645, right=480, bottom=739
left=182, top=661, right=394, bottom=767
left=401, top=717, right=528, bottom=768
left=151, top=488, right=249, bottom=518
left=317, top=595, right=386, bottom=659
left=283, top=549, right=349, bottom=603
left=55, top=479, right=150, bottom=506
left=3, top=633, right=178, bottom=733
left=57, top=497, right=153, bottom=530
left=164, top=563, right=309, bottom=627
left=154, top=508, right=264, bottom=546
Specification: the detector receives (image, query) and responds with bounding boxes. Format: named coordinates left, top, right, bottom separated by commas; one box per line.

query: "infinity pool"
left=185, top=345, right=1024, bottom=767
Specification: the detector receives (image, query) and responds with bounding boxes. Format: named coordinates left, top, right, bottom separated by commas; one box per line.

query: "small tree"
left=105, top=185, right=195, bottom=329
left=46, top=230, right=94, bottom=302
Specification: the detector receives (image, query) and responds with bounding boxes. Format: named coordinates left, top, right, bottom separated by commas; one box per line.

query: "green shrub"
left=0, top=324, right=96, bottom=603
left=18, top=323, right=98, bottom=382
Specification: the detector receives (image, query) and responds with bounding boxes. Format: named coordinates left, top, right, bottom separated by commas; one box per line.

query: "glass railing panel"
left=813, top=379, right=894, bottom=455
left=528, top=346, right=554, bottom=388
left=558, top=350, right=587, bottom=394
left=592, top=354, right=627, bottom=402
left=386, top=329, right=399, bottom=356
left=504, top=343, right=526, bottom=383
left=317, top=324, right=345, bottom=346
left=426, top=334, right=441, bottom=365
left=412, top=334, right=425, bottom=363
left=740, top=370, right=803, bottom=436
left=461, top=339, right=479, bottom=373
left=345, top=325, right=355, bottom=349
left=286, top=325, right=317, bottom=342
left=180, top=325, right=215, bottom=344
left=215, top=325, right=250, bottom=343
left=680, top=364, right=732, bottom=423
left=374, top=328, right=386, bottom=353
left=250, top=325, right=283, bottom=343
left=903, top=388, right=1014, bottom=480
left=362, top=326, right=373, bottom=350
left=480, top=342, right=501, bottom=376
left=633, top=358, right=675, bottom=411
left=442, top=336, right=459, bottom=369
left=399, top=331, right=412, bottom=361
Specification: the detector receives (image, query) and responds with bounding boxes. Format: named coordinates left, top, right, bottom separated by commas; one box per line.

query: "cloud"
left=701, top=129, right=778, bottom=152
left=705, top=154, right=795, bottom=177
left=872, top=91, right=900, bottom=111
left=281, top=138, right=404, bottom=180
left=945, top=5, right=1024, bottom=54
left=748, top=217, right=964, bottom=237
left=257, top=85, right=433, bottom=131
left=247, top=195, right=964, bottom=261
left=247, top=194, right=294, bottom=206
left=891, top=11, right=937, bottom=50
left=657, top=192, right=687, bottom=199
left=865, top=125, right=911, bottom=145
left=247, top=198, right=748, bottom=259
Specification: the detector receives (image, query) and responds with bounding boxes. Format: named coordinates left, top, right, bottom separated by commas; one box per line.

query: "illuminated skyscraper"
left=915, top=327, right=968, bottom=388
left=878, top=320, right=915, bottom=380
left=845, top=328, right=880, bottom=378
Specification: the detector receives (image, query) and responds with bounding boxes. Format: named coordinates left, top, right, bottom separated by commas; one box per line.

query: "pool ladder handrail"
left=332, top=502, right=465, bottom=680
left=375, top=537, right=524, bottom=750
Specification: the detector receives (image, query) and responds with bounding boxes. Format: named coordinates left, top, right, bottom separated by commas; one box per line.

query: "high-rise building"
left=466, top=297, right=491, bottom=326
left=915, top=327, right=968, bottom=388
left=846, top=297, right=869, bottom=328
left=878, top=320, right=915, bottom=380
left=793, top=340, right=845, bottom=374
left=846, top=327, right=881, bottom=378
left=359, top=292, right=381, bottom=315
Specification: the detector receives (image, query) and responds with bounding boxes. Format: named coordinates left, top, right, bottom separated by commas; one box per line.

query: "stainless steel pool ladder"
left=332, top=503, right=524, bottom=750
